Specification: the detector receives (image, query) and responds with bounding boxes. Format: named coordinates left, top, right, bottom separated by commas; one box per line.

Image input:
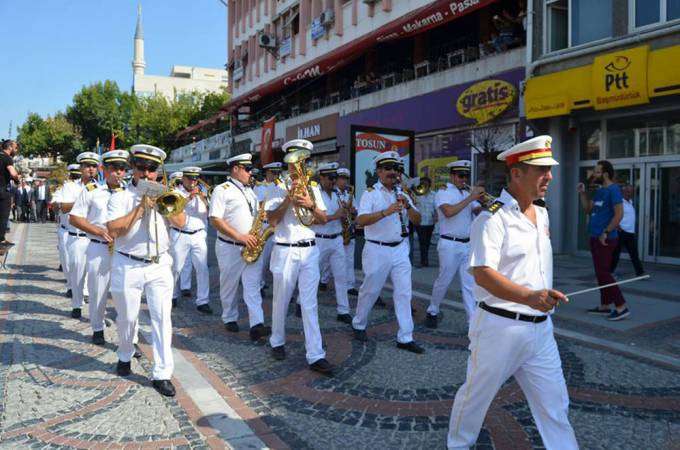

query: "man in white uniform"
left=265, top=139, right=333, bottom=375
left=254, top=161, right=283, bottom=290
left=106, top=144, right=187, bottom=397
left=209, top=153, right=271, bottom=341
left=426, top=160, right=484, bottom=327
left=170, top=171, right=194, bottom=298
left=352, top=151, right=424, bottom=353
left=446, top=136, right=577, bottom=450
left=62, top=153, right=99, bottom=318
left=312, top=163, right=351, bottom=324
left=170, top=166, right=211, bottom=313
left=53, top=165, right=81, bottom=297
left=69, top=150, right=129, bottom=344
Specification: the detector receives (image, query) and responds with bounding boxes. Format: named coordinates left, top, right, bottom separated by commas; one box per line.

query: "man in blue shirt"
left=577, top=160, right=630, bottom=320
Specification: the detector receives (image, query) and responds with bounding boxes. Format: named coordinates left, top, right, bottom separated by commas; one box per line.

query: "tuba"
left=283, top=149, right=316, bottom=226
left=242, top=201, right=275, bottom=263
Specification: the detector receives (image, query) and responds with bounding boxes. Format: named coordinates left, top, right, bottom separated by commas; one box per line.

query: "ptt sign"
left=592, top=46, right=649, bottom=110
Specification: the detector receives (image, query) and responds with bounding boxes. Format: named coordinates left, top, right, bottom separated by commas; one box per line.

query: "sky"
left=0, top=0, right=228, bottom=140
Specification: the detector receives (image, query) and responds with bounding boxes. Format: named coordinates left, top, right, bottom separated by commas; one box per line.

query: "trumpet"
left=463, top=184, right=496, bottom=207
left=196, top=178, right=213, bottom=203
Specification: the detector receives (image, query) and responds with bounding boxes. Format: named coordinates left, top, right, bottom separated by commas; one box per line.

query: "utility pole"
left=8, top=120, right=12, bottom=139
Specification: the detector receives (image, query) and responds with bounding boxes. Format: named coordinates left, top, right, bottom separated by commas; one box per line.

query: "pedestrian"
left=15, top=179, right=32, bottom=222
left=28, top=179, right=37, bottom=222
left=413, top=177, right=436, bottom=267
left=611, top=184, right=645, bottom=277
left=447, top=135, right=577, bottom=450
left=577, top=160, right=630, bottom=321
left=0, top=139, right=20, bottom=247
left=35, top=179, right=50, bottom=223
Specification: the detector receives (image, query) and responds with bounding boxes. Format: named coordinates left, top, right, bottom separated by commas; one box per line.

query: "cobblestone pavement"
left=1, top=223, right=679, bottom=449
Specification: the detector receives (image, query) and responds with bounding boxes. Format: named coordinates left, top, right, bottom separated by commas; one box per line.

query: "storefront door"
left=644, top=163, right=680, bottom=264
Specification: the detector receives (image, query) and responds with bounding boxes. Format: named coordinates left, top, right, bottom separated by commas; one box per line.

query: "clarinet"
left=394, top=183, right=408, bottom=236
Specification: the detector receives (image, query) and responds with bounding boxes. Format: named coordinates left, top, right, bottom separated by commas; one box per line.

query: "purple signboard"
left=338, top=67, right=524, bottom=164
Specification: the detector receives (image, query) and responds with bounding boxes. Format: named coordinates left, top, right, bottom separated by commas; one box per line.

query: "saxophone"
left=338, top=186, right=354, bottom=246
left=241, top=201, right=275, bottom=264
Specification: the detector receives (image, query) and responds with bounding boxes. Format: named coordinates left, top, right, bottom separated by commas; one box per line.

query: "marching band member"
left=106, top=144, right=186, bottom=397
left=170, top=172, right=194, bottom=298
left=312, top=162, right=351, bottom=324
left=447, top=136, right=577, bottom=449
left=170, top=166, right=211, bottom=313
left=336, top=167, right=358, bottom=296
left=352, top=151, right=424, bottom=354
left=69, top=150, right=129, bottom=344
left=254, top=161, right=283, bottom=289
left=54, top=164, right=81, bottom=297
left=426, top=160, right=483, bottom=327
left=62, top=153, right=99, bottom=318
left=209, top=153, right=271, bottom=341
left=265, top=139, right=333, bottom=374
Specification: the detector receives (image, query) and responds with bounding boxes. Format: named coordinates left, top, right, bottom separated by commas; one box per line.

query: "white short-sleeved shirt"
left=337, top=188, right=355, bottom=208
left=253, top=181, right=275, bottom=203
left=415, top=191, right=436, bottom=226
left=265, top=183, right=326, bottom=243
left=435, top=183, right=480, bottom=238
left=468, top=189, right=553, bottom=316
left=52, top=186, right=64, bottom=226
left=312, top=188, right=342, bottom=235
left=619, top=198, right=636, bottom=233
left=106, top=181, right=169, bottom=258
left=173, top=185, right=208, bottom=231
left=60, top=180, right=86, bottom=232
left=359, top=181, right=417, bottom=242
left=70, top=182, right=122, bottom=240
left=209, top=178, right=258, bottom=238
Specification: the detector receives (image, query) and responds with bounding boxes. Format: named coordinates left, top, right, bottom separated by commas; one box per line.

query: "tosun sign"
left=456, top=79, right=516, bottom=125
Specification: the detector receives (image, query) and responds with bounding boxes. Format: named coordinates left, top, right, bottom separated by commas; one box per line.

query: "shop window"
left=545, top=0, right=568, bottom=52
left=668, top=122, right=680, bottom=155
left=633, top=0, right=680, bottom=28
left=606, top=128, right=635, bottom=159
left=579, top=122, right=600, bottom=160
left=639, top=125, right=665, bottom=156
left=545, top=0, right=612, bottom=53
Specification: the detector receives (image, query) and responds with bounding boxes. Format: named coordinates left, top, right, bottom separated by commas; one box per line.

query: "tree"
left=468, top=124, right=516, bottom=196
left=16, top=113, right=48, bottom=157
left=16, top=112, right=84, bottom=161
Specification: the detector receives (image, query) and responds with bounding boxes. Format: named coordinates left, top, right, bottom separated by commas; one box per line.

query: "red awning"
left=223, top=0, right=497, bottom=113
left=176, top=110, right=227, bottom=139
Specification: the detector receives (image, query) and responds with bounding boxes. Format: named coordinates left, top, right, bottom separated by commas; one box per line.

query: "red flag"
left=110, top=133, right=116, bottom=151
left=260, top=116, right=276, bottom=165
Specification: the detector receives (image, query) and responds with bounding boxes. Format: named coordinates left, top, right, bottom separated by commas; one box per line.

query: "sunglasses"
left=380, top=163, right=400, bottom=171
left=106, top=163, right=128, bottom=171
left=81, top=163, right=99, bottom=169
left=240, top=164, right=254, bottom=172
left=135, top=163, right=159, bottom=172
left=453, top=172, right=470, bottom=178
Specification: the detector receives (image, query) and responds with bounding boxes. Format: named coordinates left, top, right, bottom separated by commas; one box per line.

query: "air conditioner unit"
left=320, top=9, right=335, bottom=26
left=258, top=33, right=277, bottom=49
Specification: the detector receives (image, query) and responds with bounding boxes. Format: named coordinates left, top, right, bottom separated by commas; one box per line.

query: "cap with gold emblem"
left=76, top=152, right=100, bottom=165
left=282, top=139, right=313, bottom=153
left=102, top=149, right=129, bottom=165
left=374, top=151, right=401, bottom=167
left=498, top=135, right=558, bottom=166
left=226, top=153, right=253, bottom=167
left=182, top=166, right=202, bottom=179
left=318, top=162, right=339, bottom=176
left=130, top=144, right=167, bottom=164
left=169, top=171, right=183, bottom=180
left=447, top=160, right=471, bottom=172
left=262, top=161, right=283, bottom=171
left=67, top=163, right=81, bottom=173
left=337, top=167, right=350, bottom=178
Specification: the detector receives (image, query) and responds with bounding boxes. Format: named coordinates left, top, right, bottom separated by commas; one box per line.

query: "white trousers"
left=86, top=241, right=111, bottom=332
left=352, top=240, right=414, bottom=343
left=320, top=239, right=356, bottom=289
left=316, top=236, right=350, bottom=314
left=260, top=236, right=275, bottom=287
left=110, top=252, right=174, bottom=380
left=447, top=310, right=577, bottom=450
left=170, top=229, right=209, bottom=305
left=269, top=244, right=325, bottom=364
left=429, top=239, right=476, bottom=320
left=66, top=233, right=90, bottom=308
left=215, top=240, right=265, bottom=327
left=57, top=226, right=71, bottom=290
left=180, top=257, right=192, bottom=291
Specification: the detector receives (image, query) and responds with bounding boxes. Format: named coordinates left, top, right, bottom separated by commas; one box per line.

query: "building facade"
left=131, top=5, right=228, bottom=100
left=525, top=0, right=680, bottom=264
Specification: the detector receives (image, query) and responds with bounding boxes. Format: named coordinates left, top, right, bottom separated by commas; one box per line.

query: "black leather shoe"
left=375, top=296, right=386, bottom=307
left=116, top=360, right=131, bottom=376
left=133, top=344, right=142, bottom=358
left=397, top=341, right=425, bottom=354
left=250, top=324, right=271, bottom=341
left=319, top=282, right=328, bottom=292
left=172, top=298, right=178, bottom=308
left=336, top=313, right=352, bottom=324
left=92, top=331, right=105, bottom=345
left=181, top=289, right=191, bottom=298
left=58, top=264, right=63, bottom=272
left=71, top=308, right=81, bottom=319
left=152, top=379, right=176, bottom=397
left=295, top=304, right=302, bottom=318
left=424, top=313, right=438, bottom=329
left=347, top=288, right=358, bottom=296
left=309, top=358, right=334, bottom=375
left=353, top=328, right=368, bottom=342
left=271, top=345, right=286, bottom=360
left=65, top=289, right=72, bottom=298
left=196, top=304, right=213, bottom=315
left=224, top=321, right=239, bottom=332
left=83, top=296, right=89, bottom=304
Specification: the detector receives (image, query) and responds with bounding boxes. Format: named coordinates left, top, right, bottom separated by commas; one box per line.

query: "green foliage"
left=17, top=81, right=230, bottom=160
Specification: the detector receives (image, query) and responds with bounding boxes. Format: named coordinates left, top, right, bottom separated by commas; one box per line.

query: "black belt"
left=68, top=231, right=87, bottom=238
left=116, top=251, right=161, bottom=264
left=366, top=239, right=403, bottom=247
left=60, top=225, right=67, bottom=230
left=440, top=235, right=470, bottom=243
left=479, top=302, right=547, bottom=323
left=315, top=233, right=341, bottom=239
left=276, top=240, right=316, bottom=248
left=218, top=236, right=244, bottom=247
left=401, top=232, right=409, bottom=238
left=171, top=227, right=204, bottom=235
left=90, top=239, right=108, bottom=245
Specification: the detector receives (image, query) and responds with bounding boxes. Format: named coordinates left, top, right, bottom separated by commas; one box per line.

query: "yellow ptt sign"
left=592, top=46, right=649, bottom=110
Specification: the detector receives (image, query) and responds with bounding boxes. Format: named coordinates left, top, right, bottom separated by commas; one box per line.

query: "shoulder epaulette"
left=85, top=181, right=98, bottom=192
left=310, top=180, right=318, bottom=187
left=486, top=200, right=504, bottom=214
left=218, top=181, right=230, bottom=189
left=111, top=186, right=124, bottom=193
left=366, top=186, right=374, bottom=192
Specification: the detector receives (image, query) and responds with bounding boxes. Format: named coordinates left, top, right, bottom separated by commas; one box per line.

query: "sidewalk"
left=0, top=223, right=678, bottom=449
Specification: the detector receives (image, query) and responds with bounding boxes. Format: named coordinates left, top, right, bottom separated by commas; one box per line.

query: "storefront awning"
left=176, top=111, right=227, bottom=139
left=223, top=0, right=497, bottom=114
left=526, top=44, right=680, bottom=120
